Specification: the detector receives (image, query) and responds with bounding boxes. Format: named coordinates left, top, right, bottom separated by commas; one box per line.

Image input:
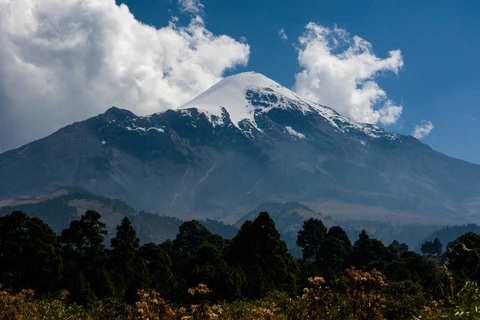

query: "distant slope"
left=420, top=224, right=480, bottom=250
left=0, top=188, right=238, bottom=244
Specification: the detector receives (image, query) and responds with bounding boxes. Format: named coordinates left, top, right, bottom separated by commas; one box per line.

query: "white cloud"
left=0, top=0, right=249, bottom=152
left=412, top=121, right=434, bottom=139
left=294, top=23, right=404, bottom=126
left=178, top=0, right=204, bottom=15
left=278, top=28, right=288, bottom=40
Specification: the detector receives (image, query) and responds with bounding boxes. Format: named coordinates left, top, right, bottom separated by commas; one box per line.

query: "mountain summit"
left=1, top=72, right=479, bottom=223
left=178, top=72, right=395, bottom=140
left=179, top=72, right=308, bottom=128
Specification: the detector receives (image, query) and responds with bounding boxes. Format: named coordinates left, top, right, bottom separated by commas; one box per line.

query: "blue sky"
left=118, top=0, right=480, bottom=163
left=0, top=0, right=479, bottom=164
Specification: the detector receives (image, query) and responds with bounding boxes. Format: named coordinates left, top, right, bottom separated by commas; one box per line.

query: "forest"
left=1, top=209, right=480, bottom=319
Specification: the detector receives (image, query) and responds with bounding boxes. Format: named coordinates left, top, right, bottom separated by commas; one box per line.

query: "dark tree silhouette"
left=110, top=217, right=140, bottom=300
left=59, top=210, right=114, bottom=303
left=296, top=218, right=328, bottom=260
left=226, top=212, right=298, bottom=298
left=0, top=211, right=62, bottom=294
left=390, top=240, right=409, bottom=254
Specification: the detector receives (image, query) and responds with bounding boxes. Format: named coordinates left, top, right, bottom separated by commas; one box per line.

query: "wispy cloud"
left=178, top=0, right=204, bottom=15
left=294, top=24, right=404, bottom=126
left=412, top=121, right=434, bottom=139
left=468, top=116, right=478, bottom=122
left=0, top=0, right=249, bottom=152
left=278, top=28, right=288, bottom=40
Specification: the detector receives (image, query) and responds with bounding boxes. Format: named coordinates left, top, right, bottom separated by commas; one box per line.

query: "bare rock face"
left=1, top=72, right=480, bottom=224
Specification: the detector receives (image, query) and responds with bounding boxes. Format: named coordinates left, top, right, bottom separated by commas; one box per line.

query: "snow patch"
left=285, top=126, right=306, bottom=139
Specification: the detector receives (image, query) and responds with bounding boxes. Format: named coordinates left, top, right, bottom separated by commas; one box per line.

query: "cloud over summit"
left=294, top=24, right=404, bottom=126
left=412, top=121, right=434, bottom=139
left=0, top=0, right=249, bottom=152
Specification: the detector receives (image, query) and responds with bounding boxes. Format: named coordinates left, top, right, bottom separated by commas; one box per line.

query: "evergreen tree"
left=59, top=210, right=113, bottom=303
left=421, top=240, right=434, bottom=256
left=173, top=220, right=222, bottom=259
left=315, top=226, right=352, bottom=273
left=348, top=229, right=389, bottom=270
left=187, top=243, right=241, bottom=301
left=432, top=237, right=443, bottom=255
left=226, top=212, right=298, bottom=298
left=0, top=211, right=62, bottom=294
left=134, top=243, right=174, bottom=299
left=327, top=226, right=352, bottom=251
left=296, top=218, right=328, bottom=260
left=389, top=240, right=409, bottom=254
left=168, top=220, right=224, bottom=288
left=386, top=251, right=441, bottom=295
left=110, top=217, right=140, bottom=300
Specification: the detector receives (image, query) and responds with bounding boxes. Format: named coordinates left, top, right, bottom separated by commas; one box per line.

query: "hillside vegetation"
left=1, top=209, right=480, bottom=319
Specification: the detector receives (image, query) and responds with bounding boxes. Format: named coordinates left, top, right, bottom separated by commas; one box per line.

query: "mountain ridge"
left=1, top=72, right=479, bottom=223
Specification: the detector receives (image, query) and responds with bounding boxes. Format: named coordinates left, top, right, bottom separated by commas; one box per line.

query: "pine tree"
left=226, top=212, right=298, bottom=298
left=187, top=243, right=240, bottom=301
left=59, top=210, right=113, bottom=303
left=315, top=226, right=352, bottom=273
left=296, top=218, right=328, bottom=260
left=110, top=217, right=140, bottom=300
left=348, top=229, right=389, bottom=270
left=0, top=211, right=62, bottom=294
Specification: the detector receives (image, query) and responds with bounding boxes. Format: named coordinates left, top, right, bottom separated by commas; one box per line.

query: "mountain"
left=0, top=187, right=237, bottom=243
left=1, top=71, right=480, bottom=223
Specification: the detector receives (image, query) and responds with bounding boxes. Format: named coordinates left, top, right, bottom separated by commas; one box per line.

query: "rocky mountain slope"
left=1, top=72, right=479, bottom=223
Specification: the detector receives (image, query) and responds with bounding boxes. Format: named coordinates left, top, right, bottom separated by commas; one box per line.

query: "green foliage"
left=386, top=251, right=441, bottom=296
left=134, top=243, right=173, bottom=299
left=60, top=210, right=107, bottom=254
left=173, top=220, right=222, bottom=259
left=296, top=218, right=328, bottom=260
left=348, top=230, right=390, bottom=270
left=3, top=207, right=480, bottom=319
left=59, top=210, right=114, bottom=304
left=422, top=223, right=480, bottom=251
left=0, top=211, right=62, bottom=295
left=421, top=237, right=443, bottom=256
left=110, top=217, right=140, bottom=301
left=383, top=280, right=427, bottom=320
left=389, top=240, right=408, bottom=254
left=446, top=232, right=480, bottom=283
left=187, top=243, right=241, bottom=301
left=226, top=212, right=298, bottom=298
left=316, top=226, right=352, bottom=274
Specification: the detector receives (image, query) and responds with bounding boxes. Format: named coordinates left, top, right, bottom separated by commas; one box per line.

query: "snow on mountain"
left=176, top=71, right=398, bottom=140
left=285, top=126, right=306, bottom=139
left=178, top=72, right=306, bottom=127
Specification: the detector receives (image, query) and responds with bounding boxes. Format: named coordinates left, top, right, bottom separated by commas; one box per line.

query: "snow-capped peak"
left=178, top=72, right=306, bottom=128
left=176, top=71, right=398, bottom=140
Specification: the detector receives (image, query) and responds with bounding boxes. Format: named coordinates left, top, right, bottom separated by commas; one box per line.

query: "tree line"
left=1, top=209, right=480, bottom=319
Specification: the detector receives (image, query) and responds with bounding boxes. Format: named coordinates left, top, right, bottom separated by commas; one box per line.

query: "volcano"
left=1, top=72, right=479, bottom=224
